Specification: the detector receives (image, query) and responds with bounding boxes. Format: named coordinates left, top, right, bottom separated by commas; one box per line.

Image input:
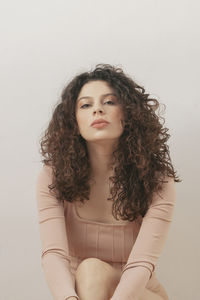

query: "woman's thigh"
left=74, top=258, right=165, bottom=300
left=75, top=258, right=121, bottom=298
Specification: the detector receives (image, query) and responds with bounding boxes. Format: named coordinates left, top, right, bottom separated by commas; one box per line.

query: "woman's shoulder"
left=38, top=163, right=53, bottom=176
left=36, top=164, right=54, bottom=187
left=151, top=172, right=176, bottom=206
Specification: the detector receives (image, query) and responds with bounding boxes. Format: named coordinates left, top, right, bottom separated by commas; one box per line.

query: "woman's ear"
left=120, top=119, right=125, bottom=129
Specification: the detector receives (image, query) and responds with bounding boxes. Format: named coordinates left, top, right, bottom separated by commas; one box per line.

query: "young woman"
left=36, top=63, right=181, bottom=300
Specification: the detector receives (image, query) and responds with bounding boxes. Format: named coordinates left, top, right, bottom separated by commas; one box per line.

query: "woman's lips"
left=91, top=122, right=109, bottom=128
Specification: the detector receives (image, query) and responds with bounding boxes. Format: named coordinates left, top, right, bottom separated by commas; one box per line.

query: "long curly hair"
left=39, top=63, right=181, bottom=222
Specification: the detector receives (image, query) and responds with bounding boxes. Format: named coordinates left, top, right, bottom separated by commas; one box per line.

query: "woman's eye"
left=80, top=100, right=115, bottom=109
left=106, top=100, right=115, bottom=105
left=80, top=104, right=90, bottom=109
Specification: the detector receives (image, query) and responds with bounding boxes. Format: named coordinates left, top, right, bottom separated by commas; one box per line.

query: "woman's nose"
left=93, top=105, right=104, bottom=114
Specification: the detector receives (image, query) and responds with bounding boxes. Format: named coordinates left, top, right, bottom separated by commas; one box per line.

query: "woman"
left=36, top=63, right=181, bottom=300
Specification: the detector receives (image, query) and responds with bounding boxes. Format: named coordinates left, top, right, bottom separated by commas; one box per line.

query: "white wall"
left=1, top=0, right=199, bottom=299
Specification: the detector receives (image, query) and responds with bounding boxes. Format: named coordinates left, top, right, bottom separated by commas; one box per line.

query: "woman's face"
left=75, top=80, right=124, bottom=143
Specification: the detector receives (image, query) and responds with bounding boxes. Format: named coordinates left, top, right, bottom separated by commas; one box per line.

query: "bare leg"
left=75, top=258, right=120, bottom=300
left=75, top=258, right=167, bottom=300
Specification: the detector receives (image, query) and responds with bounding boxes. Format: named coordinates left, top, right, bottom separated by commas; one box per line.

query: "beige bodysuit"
left=36, top=165, right=176, bottom=300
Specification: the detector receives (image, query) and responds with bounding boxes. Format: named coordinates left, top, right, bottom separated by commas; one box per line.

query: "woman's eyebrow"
left=77, top=93, right=117, bottom=102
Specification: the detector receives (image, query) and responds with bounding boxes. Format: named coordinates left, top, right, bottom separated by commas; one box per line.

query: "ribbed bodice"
left=64, top=201, right=143, bottom=264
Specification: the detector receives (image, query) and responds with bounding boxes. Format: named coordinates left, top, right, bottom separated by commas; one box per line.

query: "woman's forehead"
left=78, top=80, right=115, bottom=97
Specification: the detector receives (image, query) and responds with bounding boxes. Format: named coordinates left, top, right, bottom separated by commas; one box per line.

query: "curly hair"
left=38, top=63, right=181, bottom=222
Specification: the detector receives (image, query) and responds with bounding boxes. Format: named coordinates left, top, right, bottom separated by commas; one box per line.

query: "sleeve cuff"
left=65, top=296, right=80, bottom=300
left=121, top=260, right=155, bottom=279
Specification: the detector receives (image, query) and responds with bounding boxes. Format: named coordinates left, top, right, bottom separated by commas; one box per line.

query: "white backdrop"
left=1, top=1, right=199, bottom=299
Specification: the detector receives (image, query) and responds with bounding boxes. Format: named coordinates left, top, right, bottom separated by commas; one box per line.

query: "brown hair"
left=39, top=63, right=181, bottom=222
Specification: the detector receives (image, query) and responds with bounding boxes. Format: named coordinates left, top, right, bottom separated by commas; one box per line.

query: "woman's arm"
left=36, top=165, right=80, bottom=300
left=110, top=176, right=176, bottom=300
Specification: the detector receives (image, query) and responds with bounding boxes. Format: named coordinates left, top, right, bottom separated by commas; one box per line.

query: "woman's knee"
left=76, top=258, right=109, bottom=280
left=75, top=258, right=120, bottom=286
left=75, top=258, right=120, bottom=298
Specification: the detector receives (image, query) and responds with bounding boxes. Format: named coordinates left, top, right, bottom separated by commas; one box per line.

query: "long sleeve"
left=110, top=176, right=176, bottom=300
left=35, top=165, right=80, bottom=300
